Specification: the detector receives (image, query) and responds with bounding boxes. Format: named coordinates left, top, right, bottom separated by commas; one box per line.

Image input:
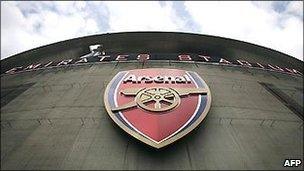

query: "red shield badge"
left=104, top=68, right=211, bottom=148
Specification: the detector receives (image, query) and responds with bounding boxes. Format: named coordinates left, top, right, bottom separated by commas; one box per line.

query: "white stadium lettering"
left=3, top=53, right=303, bottom=77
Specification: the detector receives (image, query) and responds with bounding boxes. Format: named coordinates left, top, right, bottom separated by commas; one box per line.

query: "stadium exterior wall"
left=1, top=32, right=303, bottom=170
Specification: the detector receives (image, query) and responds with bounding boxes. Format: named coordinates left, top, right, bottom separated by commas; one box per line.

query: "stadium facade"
left=1, top=32, right=303, bottom=170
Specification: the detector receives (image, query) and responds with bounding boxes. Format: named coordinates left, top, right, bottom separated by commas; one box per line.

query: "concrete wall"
left=1, top=61, right=303, bottom=170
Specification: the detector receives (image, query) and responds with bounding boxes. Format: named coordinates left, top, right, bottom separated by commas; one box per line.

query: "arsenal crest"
left=104, top=68, right=211, bottom=148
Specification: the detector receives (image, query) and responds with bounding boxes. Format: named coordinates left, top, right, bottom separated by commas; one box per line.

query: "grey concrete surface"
left=1, top=61, right=303, bottom=170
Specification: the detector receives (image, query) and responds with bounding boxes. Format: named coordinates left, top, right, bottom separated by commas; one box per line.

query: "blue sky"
left=1, top=1, right=303, bottom=60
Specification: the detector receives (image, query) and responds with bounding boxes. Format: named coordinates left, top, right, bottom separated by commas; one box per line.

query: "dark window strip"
left=259, top=82, right=303, bottom=120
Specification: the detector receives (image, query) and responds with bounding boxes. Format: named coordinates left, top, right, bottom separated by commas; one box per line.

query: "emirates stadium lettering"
left=4, top=53, right=303, bottom=76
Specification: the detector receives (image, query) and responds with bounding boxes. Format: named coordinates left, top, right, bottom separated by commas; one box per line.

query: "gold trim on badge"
left=104, top=68, right=212, bottom=149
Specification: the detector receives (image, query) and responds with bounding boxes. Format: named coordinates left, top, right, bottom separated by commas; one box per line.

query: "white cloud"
left=184, top=1, right=303, bottom=60
left=1, top=2, right=42, bottom=58
left=1, top=1, right=101, bottom=58
left=1, top=1, right=303, bottom=61
left=286, top=1, right=303, bottom=17
left=104, top=1, right=180, bottom=32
